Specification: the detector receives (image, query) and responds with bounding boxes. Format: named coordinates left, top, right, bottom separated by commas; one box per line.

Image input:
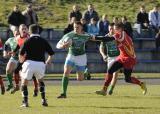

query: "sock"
left=103, top=74, right=113, bottom=91
left=39, top=81, right=45, bottom=100
left=108, top=85, right=115, bottom=92
left=21, top=85, right=28, bottom=103
left=130, top=77, right=141, bottom=85
left=14, top=73, right=20, bottom=86
left=32, top=76, right=38, bottom=92
left=84, top=68, right=88, bottom=74
left=7, top=73, right=13, bottom=87
left=0, top=76, right=4, bottom=87
left=62, top=76, right=69, bottom=96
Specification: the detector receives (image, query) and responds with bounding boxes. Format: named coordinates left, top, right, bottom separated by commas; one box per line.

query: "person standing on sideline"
left=8, top=5, right=25, bottom=32
left=19, top=24, right=54, bottom=107
left=22, top=4, right=38, bottom=27
left=83, top=4, right=99, bottom=24
left=69, top=5, right=82, bottom=22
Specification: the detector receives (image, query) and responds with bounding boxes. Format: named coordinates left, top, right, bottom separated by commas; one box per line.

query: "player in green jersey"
left=3, top=28, right=19, bottom=92
left=98, top=23, right=120, bottom=95
left=56, top=21, right=95, bottom=98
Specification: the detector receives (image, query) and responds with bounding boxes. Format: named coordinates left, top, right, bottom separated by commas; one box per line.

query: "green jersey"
left=61, top=31, right=91, bottom=56
left=101, top=40, right=120, bottom=57
left=5, top=37, right=18, bottom=60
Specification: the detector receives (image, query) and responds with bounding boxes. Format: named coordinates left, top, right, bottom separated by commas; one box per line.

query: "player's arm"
left=19, top=41, right=27, bottom=63
left=56, top=33, right=72, bottom=49
left=90, top=35, right=115, bottom=42
left=45, top=39, right=55, bottom=65
left=99, top=42, right=108, bottom=62
left=3, top=44, right=10, bottom=58
left=45, top=55, right=53, bottom=65
left=56, top=39, right=71, bottom=49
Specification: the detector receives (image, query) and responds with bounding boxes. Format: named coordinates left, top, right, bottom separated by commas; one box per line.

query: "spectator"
left=80, top=18, right=88, bottom=32
left=98, top=14, right=110, bottom=35
left=149, top=5, right=160, bottom=33
left=112, top=17, right=120, bottom=25
left=121, top=16, right=133, bottom=38
left=64, top=17, right=76, bottom=34
left=8, top=5, right=25, bottom=32
left=87, top=18, right=99, bottom=35
left=136, top=5, right=149, bottom=29
left=22, top=4, right=38, bottom=27
left=83, top=4, right=99, bottom=24
left=155, top=28, right=160, bottom=49
left=69, top=5, right=82, bottom=22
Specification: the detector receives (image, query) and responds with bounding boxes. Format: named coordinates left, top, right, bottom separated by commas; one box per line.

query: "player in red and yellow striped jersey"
left=96, top=23, right=147, bottom=95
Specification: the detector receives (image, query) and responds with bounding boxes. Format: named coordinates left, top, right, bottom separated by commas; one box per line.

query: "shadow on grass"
left=46, top=105, right=159, bottom=110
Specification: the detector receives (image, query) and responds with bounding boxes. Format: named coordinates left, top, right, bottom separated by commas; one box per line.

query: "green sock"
left=62, top=76, right=69, bottom=96
left=108, top=85, right=114, bottom=92
left=7, top=73, right=13, bottom=87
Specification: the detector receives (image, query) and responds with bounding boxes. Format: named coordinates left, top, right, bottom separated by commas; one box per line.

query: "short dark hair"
left=109, top=23, right=114, bottom=27
left=74, top=21, right=83, bottom=27
left=29, top=24, right=39, bottom=34
left=114, top=22, right=124, bottom=29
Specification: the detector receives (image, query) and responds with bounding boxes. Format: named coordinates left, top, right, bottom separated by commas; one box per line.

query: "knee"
left=6, top=68, right=11, bottom=74
left=125, top=77, right=131, bottom=83
left=77, top=75, right=84, bottom=81
left=39, top=81, right=45, bottom=92
left=108, top=69, right=114, bottom=75
left=39, top=81, right=45, bottom=87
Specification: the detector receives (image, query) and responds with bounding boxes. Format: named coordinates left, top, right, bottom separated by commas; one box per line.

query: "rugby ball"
left=63, top=38, right=72, bottom=46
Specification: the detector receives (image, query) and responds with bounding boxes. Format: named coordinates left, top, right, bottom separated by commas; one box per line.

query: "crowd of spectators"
left=8, top=4, right=38, bottom=32
left=6, top=3, right=160, bottom=47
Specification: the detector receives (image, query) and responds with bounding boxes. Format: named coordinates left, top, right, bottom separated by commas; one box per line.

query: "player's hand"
left=63, top=42, right=71, bottom=49
left=45, top=59, right=52, bottom=65
left=9, top=51, right=15, bottom=56
left=102, top=55, right=108, bottom=62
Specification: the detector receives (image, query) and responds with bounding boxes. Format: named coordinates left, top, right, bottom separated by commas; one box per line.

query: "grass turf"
left=0, top=85, right=160, bottom=114
left=45, top=73, right=160, bottom=79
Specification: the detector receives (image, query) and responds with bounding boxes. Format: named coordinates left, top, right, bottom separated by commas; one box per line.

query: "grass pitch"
left=0, top=85, right=160, bottom=114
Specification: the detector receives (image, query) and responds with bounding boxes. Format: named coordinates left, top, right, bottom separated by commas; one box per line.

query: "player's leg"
left=11, top=62, right=22, bottom=94
left=76, top=65, right=86, bottom=81
left=96, top=61, right=123, bottom=95
left=0, top=76, right=5, bottom=95
left=75, top=54, right=87, bottom=81
left=124, top=69, right=147, bottom=95
left=108, top=71, right=119, bottom=95
left=57, top=64, right=73, bottom=98
left=107, top=57, right=119, bottom=95
left=57, top=54, right=74, bottom=98
left=84, top=66, right=91, bottom=80
left=6, top=60, right=15, bottom=91
left=20, top=61, right=34, bottom=107
left=38, top=78, right=48, bottom=106
left=21, top=78, right=29, bottom=107
left=32, top=75, right=38, bottom=97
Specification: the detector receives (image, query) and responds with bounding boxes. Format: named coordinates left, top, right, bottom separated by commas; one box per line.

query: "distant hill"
left=0, top=0, right=160, bottom=28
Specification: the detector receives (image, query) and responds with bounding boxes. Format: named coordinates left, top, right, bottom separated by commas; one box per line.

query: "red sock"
left=131, top=77, right=141, bottom=85
left=0, top=76, right=4, bottom=87
left=14, top=73, right=20, bottom=86
left=103, top=73, right=113, bottom=91
left=33, top=77, right=38, bottom=91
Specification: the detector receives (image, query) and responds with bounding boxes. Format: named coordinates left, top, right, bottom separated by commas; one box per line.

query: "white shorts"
left=20, top=60, right=46, bottom=80
left=65, top=54, right=87, bottom=72
left=7, top=58, right=18, bottom=70
left=107, top=56, right=118, bottom=69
